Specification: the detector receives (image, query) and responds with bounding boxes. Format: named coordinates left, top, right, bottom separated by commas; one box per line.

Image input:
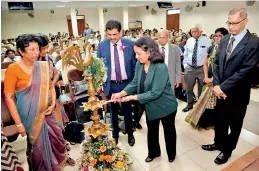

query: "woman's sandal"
left=66, top=157, right=76, bottom=166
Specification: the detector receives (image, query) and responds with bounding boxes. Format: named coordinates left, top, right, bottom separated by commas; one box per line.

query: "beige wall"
left=1, top=1, right=259, bottom=39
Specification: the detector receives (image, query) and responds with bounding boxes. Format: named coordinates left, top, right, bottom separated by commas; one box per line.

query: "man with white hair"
left=182, top=24, right=211, bottom=112
left=202, top=8, right=259, bottom=165
left=158, top=29, right=181, bottom=91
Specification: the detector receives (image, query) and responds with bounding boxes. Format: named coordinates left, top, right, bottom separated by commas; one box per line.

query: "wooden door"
left=67, top=15, right=85, bottom=36
left=77, top=19, right=85, bottom=35
left=166, top=10, right=180, bottom=31
left=67, top=19, right=73, bottom=36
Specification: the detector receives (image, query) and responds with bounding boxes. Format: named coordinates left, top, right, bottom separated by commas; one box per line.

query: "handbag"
left=62, top=121, right=85, bottom=145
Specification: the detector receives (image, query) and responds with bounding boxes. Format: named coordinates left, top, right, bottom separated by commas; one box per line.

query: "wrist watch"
left=16, top=123, right=23, bottom=127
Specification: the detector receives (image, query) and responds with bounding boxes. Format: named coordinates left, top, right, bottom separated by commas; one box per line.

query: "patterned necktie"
left=226, top=37, right=235, bottom=61
left=114, top=44, right=122, bottom=81
left=161, top=47, right=165, bottom=58
left=192, top=39, right=198, bottom=67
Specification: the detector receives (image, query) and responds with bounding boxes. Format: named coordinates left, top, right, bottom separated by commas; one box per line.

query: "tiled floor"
left=11, top=89, right=259, bottom=171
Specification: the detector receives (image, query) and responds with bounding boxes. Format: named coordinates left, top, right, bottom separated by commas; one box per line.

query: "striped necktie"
left=114, top=44, right=122, bottom=81
left=192, top=39, right=198, bottom=67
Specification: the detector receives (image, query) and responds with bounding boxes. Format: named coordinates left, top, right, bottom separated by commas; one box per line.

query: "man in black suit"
left=202, top=8, right=259, bottom=165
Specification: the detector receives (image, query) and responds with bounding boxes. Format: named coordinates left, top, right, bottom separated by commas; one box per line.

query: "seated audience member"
left=51, top=43, right=63, bottom=64
left=3, top=49, right=21, bottom=62
left=63, top=40, right=70, bottom=50
left=112, top=36, right=178, bottom=163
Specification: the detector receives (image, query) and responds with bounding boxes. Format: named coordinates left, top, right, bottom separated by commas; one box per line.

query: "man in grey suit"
left=158, top=29, right=181, bottom=91
left=182, top=24, right=212, bottom=112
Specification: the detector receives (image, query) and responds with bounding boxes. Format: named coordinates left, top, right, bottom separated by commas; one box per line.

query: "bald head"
left=159, top=29, right=169, bottom=37
left=158, top=29, right=169, bottom=46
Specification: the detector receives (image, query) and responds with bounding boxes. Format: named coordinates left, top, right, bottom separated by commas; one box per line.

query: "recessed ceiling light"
left=172, top=0, right=183, bottom=3
left=56, top=5, right=66, bottom=8
left=129, top=5, right=137, bottom=7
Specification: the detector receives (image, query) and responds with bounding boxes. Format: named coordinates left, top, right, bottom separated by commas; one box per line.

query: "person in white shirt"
left=158, top=29, right=181, bottom=92
left=3, top=49, right=21, bottom=63
left=182, top=24, right=212, bottom=112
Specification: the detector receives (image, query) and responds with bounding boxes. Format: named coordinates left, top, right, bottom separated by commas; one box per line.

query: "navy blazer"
left=97, top=38, right=137, bottom=97
left=213, top=31, right=259, bottom=105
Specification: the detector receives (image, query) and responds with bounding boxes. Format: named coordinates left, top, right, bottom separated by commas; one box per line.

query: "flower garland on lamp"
left=62, top=45, right=132, bottom=171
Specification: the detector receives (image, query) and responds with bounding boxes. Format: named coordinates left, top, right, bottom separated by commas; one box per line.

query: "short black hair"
left=134, top=37, right=164, bottom=63
left=5, top=49, right=15, bottom=56
left=53, top=42, right=59, bottom=47
left=16, top=34, right=39, bottom=57
left=105, top=20, right=121, bottom=32
left=36, top=34, right=49, bottom=48
left=50, top=37, right=55, bottom=42
left=215, top=27, right=229, bottom=36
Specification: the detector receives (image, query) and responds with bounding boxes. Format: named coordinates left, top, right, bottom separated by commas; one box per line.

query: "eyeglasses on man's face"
left=226, top=18, right=246, bottom=26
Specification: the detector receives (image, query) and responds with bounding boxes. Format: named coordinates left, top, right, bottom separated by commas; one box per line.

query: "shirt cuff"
left=219, top=86, right=224, bottom=94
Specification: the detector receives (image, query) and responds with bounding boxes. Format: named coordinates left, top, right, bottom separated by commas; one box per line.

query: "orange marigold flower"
left=90, top=158, right=97, bottom=166
left=104, top=168, right=109, bottom=171
left=105, top=155, right=113, bottom=163
left=99, top=154, right=105, bottom=161
left=116, top=161, right=124, bottom=169
left=100, top=145, right=107, bottom=153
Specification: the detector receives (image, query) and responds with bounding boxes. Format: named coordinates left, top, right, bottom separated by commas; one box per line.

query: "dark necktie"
left=161, top=47, right=165, bottom=58
left=226, top=37, right=235, bottom=61
left=114, top=44, right=122, bottom=81
left=192, top=39, right=198, bottom=67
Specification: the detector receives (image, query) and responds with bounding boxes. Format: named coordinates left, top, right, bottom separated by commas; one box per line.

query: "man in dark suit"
left=202, top=8, right=259, bottom=165
left=97, top=20, right=136, bottom=146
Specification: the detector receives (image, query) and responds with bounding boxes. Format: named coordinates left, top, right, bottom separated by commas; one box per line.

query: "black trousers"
left=146, top=111, right=177, bottom=159
left=109, top=82, right=133, bottom=138
left=214, top=100, right=247, bottom=154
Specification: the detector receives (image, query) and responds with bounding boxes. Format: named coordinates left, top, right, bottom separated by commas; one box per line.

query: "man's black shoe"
left=214, top=152, right=231, bottom=165
left=201, top=144, right=219, bottom=151
left=136, top=123, right=142, bottom=130
left=182, top=106, right=193, bottom=112
left=128, top=136, right=135, bottom=146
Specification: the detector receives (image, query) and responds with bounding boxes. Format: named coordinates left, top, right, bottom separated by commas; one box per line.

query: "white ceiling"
left=1, top=1, right=163, bottom=10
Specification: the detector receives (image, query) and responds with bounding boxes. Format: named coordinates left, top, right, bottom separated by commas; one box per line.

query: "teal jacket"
left=124, top=62, right=178, bottom=121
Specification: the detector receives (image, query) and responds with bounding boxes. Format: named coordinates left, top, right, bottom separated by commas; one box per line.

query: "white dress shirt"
left=110, top=39, right=128, bottom=80
left=3, top=56, right=21, bottom=63
left=183, top=36, right=212, bottom=68
left=159, top=43, right=169, bottom=66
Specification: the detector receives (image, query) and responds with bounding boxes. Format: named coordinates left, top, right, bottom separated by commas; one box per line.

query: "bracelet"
left=16, top=123, right=23, bottom=127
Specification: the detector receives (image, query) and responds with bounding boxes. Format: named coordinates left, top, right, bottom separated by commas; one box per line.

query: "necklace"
left=19, top=60, right=34, bottom=75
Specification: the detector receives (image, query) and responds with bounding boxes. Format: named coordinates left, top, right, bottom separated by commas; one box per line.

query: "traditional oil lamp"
left=62, top=45, right=112, bottom=138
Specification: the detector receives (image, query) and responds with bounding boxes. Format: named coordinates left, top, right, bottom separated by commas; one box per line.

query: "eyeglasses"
left=214, top=35, right=223, bottom=38
left=226, top=18, right=246, bottom=26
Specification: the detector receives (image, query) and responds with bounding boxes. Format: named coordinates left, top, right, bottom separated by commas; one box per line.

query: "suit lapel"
left=121, top=38, right=128, bottom=61
left=105, top=40, right=111, bottom=77
left=168, top=44, right=173, bottom=66
left=144, top=64, right=155, bottom=92
left=221, top=35, right=230, bottom=64
left=226, top=32, right=249, bottom=63
left=137, top=64, right=143, bottom=93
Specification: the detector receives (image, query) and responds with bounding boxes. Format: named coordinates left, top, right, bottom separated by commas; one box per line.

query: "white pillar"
left=98, top=7, right=105, bottom=40
left=70, top=8, right=78, bottom=36
left=122, top=7, right=129, bottom=30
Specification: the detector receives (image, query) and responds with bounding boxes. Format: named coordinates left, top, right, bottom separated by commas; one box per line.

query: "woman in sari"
left=36, top=34, right=75, bottom=166
left=4, top=34, right=68, bottom=171
left=185, top=27, right=229, bottom=130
